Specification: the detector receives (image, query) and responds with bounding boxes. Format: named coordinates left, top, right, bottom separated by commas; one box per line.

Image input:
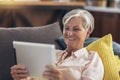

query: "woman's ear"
left=86, top=29, right=91, bottom=39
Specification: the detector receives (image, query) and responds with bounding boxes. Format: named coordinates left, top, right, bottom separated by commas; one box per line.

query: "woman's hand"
left=43, top=65, right=64, bottom=80
left=10, top=64, right=29, bottom=80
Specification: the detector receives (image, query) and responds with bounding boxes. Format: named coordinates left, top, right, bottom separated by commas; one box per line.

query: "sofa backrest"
left=0, top=22, right=62, bottom=80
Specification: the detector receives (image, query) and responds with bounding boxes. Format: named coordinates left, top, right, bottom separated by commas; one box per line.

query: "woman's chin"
left=67, top=44, right=75, bottom=49
left=67, top=41, right=74, bottom=44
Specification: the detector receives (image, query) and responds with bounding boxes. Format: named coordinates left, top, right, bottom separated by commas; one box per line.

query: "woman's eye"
left=64, top=27, right=69, bottom=30
left=73, top=28, right=81, bottom=31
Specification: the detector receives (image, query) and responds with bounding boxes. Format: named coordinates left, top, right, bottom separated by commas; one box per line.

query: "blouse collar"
left=64, top=48, right=88, bottom=58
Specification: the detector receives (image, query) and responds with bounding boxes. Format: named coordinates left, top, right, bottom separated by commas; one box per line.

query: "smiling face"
left=63, top=16, right=91, bottom=52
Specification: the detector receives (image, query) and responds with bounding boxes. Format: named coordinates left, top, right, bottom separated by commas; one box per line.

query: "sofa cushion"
left=0, top=22, right=62, bottom=80
left=86, top=34, right=120, bottom=80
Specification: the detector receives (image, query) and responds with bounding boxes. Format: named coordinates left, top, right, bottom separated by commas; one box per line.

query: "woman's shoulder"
left=89, top=50, right=98, bottom=55
left=88, top=50, right=102, bottom=61
left=84, top=48, right=100, bottom=58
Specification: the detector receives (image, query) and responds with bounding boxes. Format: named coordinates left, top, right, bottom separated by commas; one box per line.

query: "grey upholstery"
left=0, top=22, right=62, bottom=80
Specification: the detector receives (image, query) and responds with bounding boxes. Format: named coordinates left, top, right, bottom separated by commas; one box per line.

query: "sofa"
left=0, top=22, right=120, bottom=80
left=0, top=22, right=62, bottom=80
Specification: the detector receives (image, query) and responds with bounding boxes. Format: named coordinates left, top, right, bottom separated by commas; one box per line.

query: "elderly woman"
left=11, top=9, right=104, bottom=80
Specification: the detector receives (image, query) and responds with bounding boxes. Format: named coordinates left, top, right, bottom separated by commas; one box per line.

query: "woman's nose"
left=68, top=30, right=73, bottom=36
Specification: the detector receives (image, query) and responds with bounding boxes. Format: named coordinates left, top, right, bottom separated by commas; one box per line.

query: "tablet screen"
left=13, top=41, right=56, bottom=78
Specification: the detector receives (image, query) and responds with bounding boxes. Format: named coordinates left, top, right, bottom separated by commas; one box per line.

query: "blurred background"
left=0, top=0, right=120, bottom=43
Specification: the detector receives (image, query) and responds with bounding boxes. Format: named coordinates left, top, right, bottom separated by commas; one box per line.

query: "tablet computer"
left=13, top=41, right=56, bottom=78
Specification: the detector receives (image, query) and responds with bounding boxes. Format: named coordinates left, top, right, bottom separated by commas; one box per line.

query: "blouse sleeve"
left=81, top=51, right=104, bottom=80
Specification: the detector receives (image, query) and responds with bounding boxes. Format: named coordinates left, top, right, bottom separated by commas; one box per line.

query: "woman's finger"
left=43, top=70, right=63, bottom=80
left=10, top=64, right=29, bottom=80
left=45, top=65, right=60, bottom=74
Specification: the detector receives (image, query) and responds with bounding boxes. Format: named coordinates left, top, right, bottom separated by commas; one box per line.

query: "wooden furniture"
left=0, top=1, right=85, bottom=28
left=85, top=7, right=120, bottom=43
left=0, top=1, right=85, bottom=7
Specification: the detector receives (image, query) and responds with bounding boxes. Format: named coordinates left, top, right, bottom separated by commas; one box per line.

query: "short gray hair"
left=62, top=9, right=94, bottom=33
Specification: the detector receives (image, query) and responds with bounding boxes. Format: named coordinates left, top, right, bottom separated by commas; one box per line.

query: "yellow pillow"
left=86, top=34, right=120, bottom=80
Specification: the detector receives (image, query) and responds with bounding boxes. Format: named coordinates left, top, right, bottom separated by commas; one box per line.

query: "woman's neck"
left=66, top=47, right=80, bottom=57
left=67, top=46, right=83, bottom=53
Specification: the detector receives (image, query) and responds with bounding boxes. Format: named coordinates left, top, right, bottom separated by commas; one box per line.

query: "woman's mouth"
left=67, top=37, right=75, bottom=41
